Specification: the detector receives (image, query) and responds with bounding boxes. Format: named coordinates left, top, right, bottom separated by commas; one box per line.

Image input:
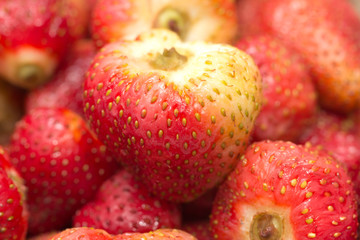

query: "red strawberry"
left=0, top=146, right=28, bottom=240
left=91, top=0, right=237, bottom=48
left=26, top=39, right=97, bottom=116
left=0, top=0, right=89, bottom=89
left=299, top=111, right=360, bottom=201
left=235, top=35, right=317, bottom=142
left=237, top=0, right=360, bottom=113
left=182, top=188, right=217, bottom=221
left=211, top=141, right=359, bottom=240
left=83, top=29, right=263, bottom=202
left=50, top=228, right=112, bottom=240
left=9, top=107, right=120, bottom=235
left=182, top=221, right=213, bottom=240
left=28, top=232, right=58, bottom=240
left=0, top=80, right=25, bottom=145
left=73, top=169, right=181, bottom=234
left=113, top=229, right=197, bottom=240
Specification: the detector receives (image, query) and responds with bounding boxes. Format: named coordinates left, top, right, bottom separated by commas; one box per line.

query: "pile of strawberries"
left=1, top=0, right=360, bottom=239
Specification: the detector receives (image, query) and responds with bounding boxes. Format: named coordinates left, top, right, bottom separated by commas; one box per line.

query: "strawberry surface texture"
left=83, top=29, right=263, bottom=202
left=210, top=141, right=359, bottom=240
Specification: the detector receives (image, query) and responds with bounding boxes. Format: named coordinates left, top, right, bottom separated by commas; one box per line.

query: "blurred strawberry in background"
left=9, top=108, right=120, bottom=235
left=26, top=39, right=96, bottom=117
left=91, top=0, right=238, bottom=48
left=235, top=35, right=317, bottom=142
left=0, top=0, right=90, bottom=89
left=237, top=0, right=360, bottom=114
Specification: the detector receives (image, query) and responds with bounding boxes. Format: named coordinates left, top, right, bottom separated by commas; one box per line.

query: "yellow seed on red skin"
left=307, top=233, right=316, bottom=238
left=302, top=208, right=309, bottom=214
left=182, top=118, right=187, bottom=127
left=334, top=232, right=341, bottom=238
left=306, top=218, right=313, bottom=224
left=306, top=192, right=313, bottom=198
left=280, top=186, right=286, bottom=194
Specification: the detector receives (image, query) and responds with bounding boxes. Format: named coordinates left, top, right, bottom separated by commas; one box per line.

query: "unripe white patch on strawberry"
left=83, top=29, right=263, bottom=202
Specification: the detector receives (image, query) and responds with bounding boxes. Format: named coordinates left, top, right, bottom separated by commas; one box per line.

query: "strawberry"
left=91, top=0, right=237, bottom=48
left=73, top=169, right=181, bottom=234
left=50, top=228, right=113, bottom=240
left=235, top=35, right=317, bottom=142
left=9, top=107, right=120, bottom=235
left=182, top=221, right=213, bottom=240
left=0, top=146, right=28, bottom=240
left=299, top=110, right=360, bottom=203
left=83, top=29, right=263, bottom=202
left=237, top=0, right=360, bottom=113
left=210, top=141, right=358, bottom=239
left=26, top=39, right=97, bottom=116
left=28, top=232, right=58, bottom=240
left=113, top=229, right=197, bottom=240
left=0, top=80, right=25, bottom=145
left=0, top=0, right=89, bottom=89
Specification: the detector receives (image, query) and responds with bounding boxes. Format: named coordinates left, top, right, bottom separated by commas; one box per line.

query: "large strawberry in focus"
left=0, top=0, right=89, bottom=89
left=0, top=146, right=28, bottom=240
left=73, top=169, right=181, bottom=234
left=26, top=39, right=96, bottom=116
left=83, top=29, right=263, bottom=202
left=211, top=141, right=358, bottom=239
left=237, top=0, right=360, bottom=113
left=91, top=0, right=237, bottom=48
left=9, top=108, right=119, bottom=235
left=235, top=35, right=317, bottom=142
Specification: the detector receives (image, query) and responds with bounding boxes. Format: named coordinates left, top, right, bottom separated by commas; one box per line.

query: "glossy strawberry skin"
left=211, top=141, right=358, bottom=240
left=0, top=0, right=89, bottom=88
left=26, top=40, right=96, bottom=116
left=9, top=107, right=119, bottom=235
left=50, top=228, right=113, bottom=240
left=237, top=0, right=360, bottom=113
left=0, top=146, right=27, bottom=240
left=235, top=35, right=317, bottom=142
left=299, top=111, right=360, bottom=202
left=83, top=30, right=262, bottom=203
left=73, top=169, right=181, bottom=234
